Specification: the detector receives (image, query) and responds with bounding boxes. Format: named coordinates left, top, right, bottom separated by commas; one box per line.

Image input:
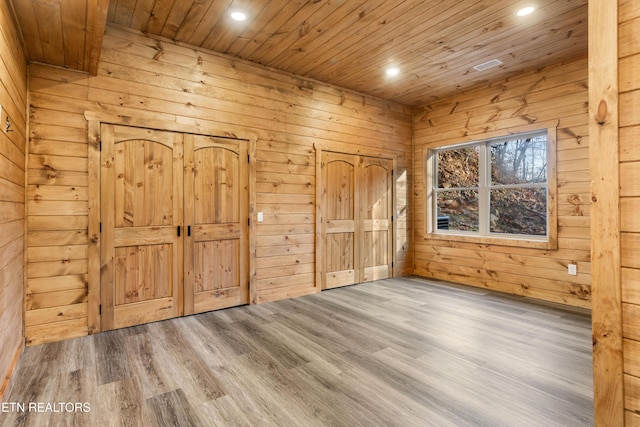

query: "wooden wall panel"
left=619, top=0, right=640, bottom=421
left=24, top=23, right=413, bottom=344
left=413, top=57, right=590, bottom=308
left=589, top=0, right=624, bottom=422
left=0, top=0, right=26, bottom=402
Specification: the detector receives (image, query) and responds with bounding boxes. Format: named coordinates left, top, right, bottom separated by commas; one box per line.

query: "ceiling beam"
left=84, top=0, right=109, bottom=75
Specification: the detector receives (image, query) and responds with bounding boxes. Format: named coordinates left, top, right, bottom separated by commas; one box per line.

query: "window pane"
left=490, top=135, right=546, bottom=185
left=436, top=190, right=479, bottom=231
left=437, top=146, right=479, bottom=188
left=490, top=188, right=547, bottom=235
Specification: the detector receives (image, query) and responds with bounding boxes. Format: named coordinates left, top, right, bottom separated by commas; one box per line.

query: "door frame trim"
left=85, top=111, right=257, bottom=334
left=314, top=145, right=397, bottom=292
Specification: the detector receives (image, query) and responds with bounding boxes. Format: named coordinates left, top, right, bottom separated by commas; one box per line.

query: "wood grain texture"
left=319, top=152, right=393, bottom=290
left=619, top=0, right=640, bottom=422
left=0, top=0, right=27, bottom=403
left=11, top=0, right=108, bottom=74
left=101, top=125, right=182, bottom=330
left=24, top=25, right=412, bottom=343
left=185, top=134, right=250, bottom=315
left=2, top=277, right=593, bottom=425
left=413, top=57, right=590, bottom=308
left=15, top=0, right=588, bottom=106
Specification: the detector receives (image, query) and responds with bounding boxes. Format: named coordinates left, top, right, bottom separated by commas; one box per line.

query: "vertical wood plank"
left=315, top=145, right=325, bottom=291
left=241, top=139, right=251, bottom=306
left=183, top=133, right=195, bottom=315
left=173, top=132, right=184, bottom=317
left=391, top=157, right=397, bottom=278
left=589, top=0, right=624, bottom=424
left=547, top=126, right=559, bottom=250
left=356, top=155, right=363, bottom=284
left=100, top=124, right=115, bottom=331
left=87, top=119, right=100, bottom=334
left=86, top=0, right=110, bottom=75
left=248, top=136, right=257, bottom=304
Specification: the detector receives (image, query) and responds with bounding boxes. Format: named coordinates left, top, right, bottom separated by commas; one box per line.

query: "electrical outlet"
left=568, top=264, right=577, bottom=276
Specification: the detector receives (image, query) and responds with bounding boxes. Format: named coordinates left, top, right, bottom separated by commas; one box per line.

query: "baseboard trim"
left=0, top=341, right=24, bottom=403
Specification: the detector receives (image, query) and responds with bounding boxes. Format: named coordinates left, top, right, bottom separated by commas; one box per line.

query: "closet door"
left=183, top=135, right=249, bottom=315
left=321, top=152, right=360, bottom=289
left=319, top=152, right=393, bottom=290
left=100, top=125, right=183, bottom=331
left=361, top=157, right=393, bottom=282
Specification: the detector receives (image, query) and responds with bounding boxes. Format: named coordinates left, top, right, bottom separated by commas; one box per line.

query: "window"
left=428, top=129, right=554, bottom=245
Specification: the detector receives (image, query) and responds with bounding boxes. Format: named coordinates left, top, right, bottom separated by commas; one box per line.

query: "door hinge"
left=99, top=222, right=102, bottom=232
left=391, top=216, right=394, bottom=222
left=392, top=261, right=394, bottom=268
left=99, top=138, right=102, bottom=152
left=248, top=154, right=250, bottom=163
left=99, top=304, right=102, bottom=315
left=248, top=218, right=251, bottom=226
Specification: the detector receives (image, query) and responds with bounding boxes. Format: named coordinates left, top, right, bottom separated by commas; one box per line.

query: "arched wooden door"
left=361, top=157, right=393, bottom=282
left=183, top=135, right=249, bottom=315
left=100, top=125, right=250, bottom=331
left=100, top=125, right=183, bottom=330
left=321, top=152, right=359, bottom=289
left=319, top=152, right=393, bottom=289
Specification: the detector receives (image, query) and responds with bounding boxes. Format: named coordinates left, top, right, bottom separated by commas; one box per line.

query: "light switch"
left=257, top=212, right=263, bottom=222
left=568, top=264, right=577, bottom=276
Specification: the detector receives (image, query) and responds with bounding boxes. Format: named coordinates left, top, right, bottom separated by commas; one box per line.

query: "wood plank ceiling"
left=11, top=0, right=587, bottom=106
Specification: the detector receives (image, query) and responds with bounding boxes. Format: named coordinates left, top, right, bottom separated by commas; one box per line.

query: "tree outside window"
left=432, top=131, right=548, bottom=238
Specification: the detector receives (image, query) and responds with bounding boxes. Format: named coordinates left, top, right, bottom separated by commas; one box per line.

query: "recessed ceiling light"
left=386, top=67, right=400, bottom=77
left=230, top=10, right=247, bottom=21
left=516, top=6, right=535, bottom=16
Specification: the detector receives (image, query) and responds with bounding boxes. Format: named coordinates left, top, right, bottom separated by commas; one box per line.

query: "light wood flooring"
left=2, top=277, right=593, bottom=426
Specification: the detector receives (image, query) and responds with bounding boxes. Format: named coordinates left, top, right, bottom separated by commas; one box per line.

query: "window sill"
left=426, top=232, right=557, bottom=250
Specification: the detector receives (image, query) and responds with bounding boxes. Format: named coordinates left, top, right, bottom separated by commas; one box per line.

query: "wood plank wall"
left=0, top=0, right=27, bottom=401
left=589, top=0, right=624, bottom=423
left=412, top=57, right=591, bottom=308
left=24, top=23, right=413, bottom=345
left=619, top=0, right=640, bottom=423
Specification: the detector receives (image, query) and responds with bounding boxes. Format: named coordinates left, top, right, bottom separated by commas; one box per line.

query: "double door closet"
left=99, top=125, right=249, bottom=330
left=95, top=124, right=395, bottom=331
left=319, top=151, right=394, bottom=289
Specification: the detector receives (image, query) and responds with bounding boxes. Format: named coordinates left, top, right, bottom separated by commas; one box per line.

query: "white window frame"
left=425, top=124, right=557, bottom=250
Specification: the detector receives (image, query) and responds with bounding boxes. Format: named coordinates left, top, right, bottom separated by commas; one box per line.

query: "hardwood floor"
left=1, top=277, right=593, bottom=426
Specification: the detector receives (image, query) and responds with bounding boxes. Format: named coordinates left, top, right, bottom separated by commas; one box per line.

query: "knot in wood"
left=596, top=100, right=608, bottom=125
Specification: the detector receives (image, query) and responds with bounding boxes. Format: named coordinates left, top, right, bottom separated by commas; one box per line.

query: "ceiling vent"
left=472, top=59, right=503, bottom=71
